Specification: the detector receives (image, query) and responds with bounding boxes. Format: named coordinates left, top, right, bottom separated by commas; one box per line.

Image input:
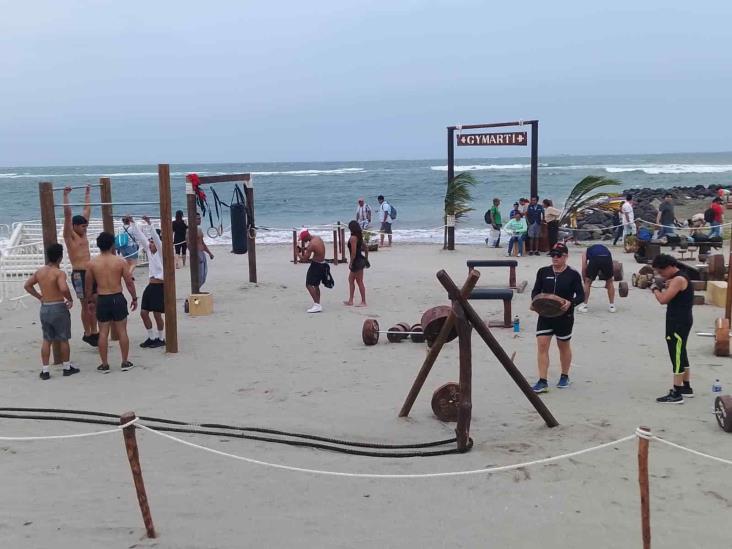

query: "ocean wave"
left=604, top=164, right=732, bottom=175
left=251, top=167, right=365, bottom=176
left=430, top=164, right=548, bottom=171
left=0, top=173, right=18, bottom=178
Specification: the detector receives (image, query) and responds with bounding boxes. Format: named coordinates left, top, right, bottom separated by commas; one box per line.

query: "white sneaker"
left=307, top=304, right=323, bottom=313
left=576, top=304, right=589, bottom=313
left=608, top=304, right=616, bottom=313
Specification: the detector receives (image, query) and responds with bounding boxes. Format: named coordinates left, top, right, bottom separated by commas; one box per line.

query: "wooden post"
left=292, top=230, right=298, bottom=264
left=186, top=175, right=200, bottom=294
left=446, top=127, right=455, bottom=250
left=120, top=412, right=156, bottom=539
left=436, top=269, right=559, bottom=428
left=453, top=301, right=472, bottom=451
left=332, top=229, right=338, bottom=264
left=508, top=265, right=517, bottom=288
left=99, top=177, right=114, bottom=235
left=38, top=182, right=62, bottom=365
left=725, top=252, right=732, bottom=321
left=637, top=426, right=651, bottom=549
left=244, top=178, right=257, bottom=283
left=158, top=164, right=178, bottom=353
left=342, top=227, right=347, bottom=262
left=399, top=272, right=481, bottom=417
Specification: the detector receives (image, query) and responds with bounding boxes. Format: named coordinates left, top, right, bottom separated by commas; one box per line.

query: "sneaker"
left=505, top=252, right=512, bottom=257
left=608, top=304, right=617, bottom=313
left=63, top=365, right=80, bottom=376
left=556, top=376, right=571, bottom=389
left=39, top=371, right=50, bottom=380
left=306, top=304, right=323, bottom=313
left=89, top=333, right=99, bottom=347
left=150, top=338, right=165, bottom=348
left=140, top=338, right=155, bottom=348
left=679, top=385, right=694, bottom=398
left=518, top=253, right=523, bottom=257
left=121, top=361, right=135, bottom=371
left=656, top=389, right=683, bottom=404
left=532, top=379, right=549, bottom=393
left=82, top=334, right=95, bottom=346
left=97, top=364, right=110, bottom=374
left=576, top=304, right=589, bottom=313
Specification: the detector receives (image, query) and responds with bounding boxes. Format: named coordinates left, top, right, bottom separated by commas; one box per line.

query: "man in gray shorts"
left=24, top=243, right=79, bottom=380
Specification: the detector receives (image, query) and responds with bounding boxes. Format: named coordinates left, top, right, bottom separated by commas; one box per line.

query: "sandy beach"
left=1, top=241, right=731, bottom=548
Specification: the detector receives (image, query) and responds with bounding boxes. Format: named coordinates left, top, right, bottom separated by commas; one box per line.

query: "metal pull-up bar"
left=52, top=183, right=104, bottom=191
left=55, top=201, right=160, bottom=207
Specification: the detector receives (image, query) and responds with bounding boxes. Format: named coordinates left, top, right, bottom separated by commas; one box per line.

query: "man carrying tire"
left=577, top=244, right=616, bottom=314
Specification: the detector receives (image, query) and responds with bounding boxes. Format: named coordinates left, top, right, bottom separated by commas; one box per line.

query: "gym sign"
left=457, top=132, right=527, bottom=146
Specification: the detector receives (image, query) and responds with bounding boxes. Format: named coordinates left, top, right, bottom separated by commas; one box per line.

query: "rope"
left=650, top=435, right=732, bottom=466
left=137, top=425, right=635, bottom=479
left=0, top=417, right=137, bottom=441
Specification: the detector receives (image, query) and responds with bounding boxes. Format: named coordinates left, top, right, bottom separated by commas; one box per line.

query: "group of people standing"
left=486, top=196, right=561, bottom=256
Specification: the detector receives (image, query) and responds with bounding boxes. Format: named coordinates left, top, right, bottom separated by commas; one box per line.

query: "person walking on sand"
left=525, top=195, right=545, bottom=255
left=543, top=199, right=561, bottom=250
left=576, top=243, right=616, bottom=313
left=85, top=232, right=138, bottom=373
left=651, top=254, right=695, bottom=403
left=24, top=243, right=79, bottom=380
left=195, top=212, right=214, bottom=288
left=504, top=211, right=527, bottom=257
left=62, top=185, right=98, bottom=347
left=621, top=194, right=636, bottom=243
left=127, top=216, right=166, bottom=349
left=656, top=193, right=676, bottom=239
left=708, top=197, right=724, bottom=239
left=485, top=198, right=502, bottom=247
left=611, top=208, right=623, bottom=246
left=172, top=210, right=188, bottom=267
left=299, top=229, right=333, bottom=313
left=343, top=220, right=369, bottom=307
left=355, top=198, right=372, bottom=230
left=377, top=195, right=393, bottom=247
left=530, top=243, right=585, bottom=393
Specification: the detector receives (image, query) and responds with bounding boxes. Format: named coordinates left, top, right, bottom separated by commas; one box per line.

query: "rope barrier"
left=0, top=417, right=137, bottom=441
left=649, top=435, right=732, bottom=466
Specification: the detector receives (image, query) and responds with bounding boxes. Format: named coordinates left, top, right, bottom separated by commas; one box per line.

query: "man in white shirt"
left=355, top=198, right=372, bottom=230
left=377, top=195, right=393, bottom=247
left=621, top=194, right=636, bottom=241
left=127, top=216, right=166, bottom=348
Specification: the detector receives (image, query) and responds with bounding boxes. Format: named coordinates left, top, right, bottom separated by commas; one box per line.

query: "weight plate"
left=714, top=395, right=732, bottom=433
left=431, top=382, right=460, bottom=422
left=362, top=319, right=380, bottom=346
left=618, top=281, right=629, bottom=298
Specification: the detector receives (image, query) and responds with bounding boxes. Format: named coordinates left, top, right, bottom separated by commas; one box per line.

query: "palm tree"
left=559, top=175, right=621, bottom=226
left=444, top=171, right=477, bottom=249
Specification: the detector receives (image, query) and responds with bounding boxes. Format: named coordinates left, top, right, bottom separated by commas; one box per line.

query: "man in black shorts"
left=651, top=254, right=694, bottom=403
left=577, top=243, right=616, bottom=313
left=531, top=243, right=585, bottom=393
left=298, top=230, right=333, bottom=313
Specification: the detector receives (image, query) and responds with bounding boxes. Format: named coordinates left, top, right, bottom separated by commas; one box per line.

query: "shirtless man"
left=63, top=185, right=99, bottom=346
left=24, top=243, right=80, bottom=380
left=85, top=232, right=138, bottom=373
left=298, top=229, right=330, bottom=313
left=195, top=213, right=214, bottom=288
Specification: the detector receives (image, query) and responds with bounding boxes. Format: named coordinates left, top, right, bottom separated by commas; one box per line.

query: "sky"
left=1, top=0, right=731, bottom=166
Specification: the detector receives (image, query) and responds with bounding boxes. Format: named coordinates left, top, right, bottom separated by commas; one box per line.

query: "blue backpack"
left=115, top=231, right=129, bottom=249
left=637, top=227, right=652, bottom=242
left=389, top=204, right=397, bottom=220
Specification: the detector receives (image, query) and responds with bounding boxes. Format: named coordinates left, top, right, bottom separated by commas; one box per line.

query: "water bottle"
left=513, top=315, right=520, bottom=333
left=713, top=379, right=722, bottom=393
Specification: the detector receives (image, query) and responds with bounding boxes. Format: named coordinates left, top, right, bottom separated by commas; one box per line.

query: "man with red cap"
left=298, top=229, right=330, bottom=313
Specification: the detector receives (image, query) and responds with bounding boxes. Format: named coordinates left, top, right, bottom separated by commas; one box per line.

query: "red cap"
left=299, top=229, right=310, bottom=241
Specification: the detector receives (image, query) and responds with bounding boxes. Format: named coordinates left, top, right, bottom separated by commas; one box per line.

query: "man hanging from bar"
left=63, top=185, right=99, bottom=346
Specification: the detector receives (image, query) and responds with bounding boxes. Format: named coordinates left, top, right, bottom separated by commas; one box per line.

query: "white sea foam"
left=250, top=167, right=365, bottom=176
left=604, top=164, right=732, bottom=175
left=430, top=163, right=551, bottom=171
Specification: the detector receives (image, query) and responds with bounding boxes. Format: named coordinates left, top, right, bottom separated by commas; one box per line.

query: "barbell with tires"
left=714, top=395, right=732, bottom=433
left=362, top=318, right=427, bottom=345
left=613, top=260, right=624, bottom=282
left=618, top=281, right=629, bottom=297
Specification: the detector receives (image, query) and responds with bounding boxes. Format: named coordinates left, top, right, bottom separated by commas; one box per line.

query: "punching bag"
left=230, top=185, right=248, bottom=254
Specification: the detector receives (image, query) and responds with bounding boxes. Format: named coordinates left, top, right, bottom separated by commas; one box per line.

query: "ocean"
left=1, top=151, right=731, bottom=245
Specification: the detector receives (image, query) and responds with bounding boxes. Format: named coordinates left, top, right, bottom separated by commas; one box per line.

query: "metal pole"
left=244, top=179, right=257, bottom=283
left=119, top=412, right=156, bottom=539
left=637, top=426, right=651, bottom=549
left=52, top=183, right=103, bottom=191
left=530, top=120, right=539, bottom=198
left=186, top=175, right=200, bottom=294
left=99, top=178, right=114, bottom=235
left=55, top=201, right=160, bottom=207
left=158, top=164, right=178, bottom=353
left=446, top=127, right=455, bottom=250
left=38, top=182, right=62, bottom=365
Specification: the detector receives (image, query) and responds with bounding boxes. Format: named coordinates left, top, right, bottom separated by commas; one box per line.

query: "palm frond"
left=444, top=172, right=477, bottom=223
left=560, top=176, right=620, bottom=223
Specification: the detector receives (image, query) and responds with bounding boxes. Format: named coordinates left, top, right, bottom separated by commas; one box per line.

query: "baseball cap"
left=299, top=229, right=310, bottom=241
left=72, top=215, right=88, bottom=226
left=549, top=243, right=568, bottom=257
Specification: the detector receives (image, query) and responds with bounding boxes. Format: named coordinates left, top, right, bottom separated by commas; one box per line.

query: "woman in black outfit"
left=343, top=220, right=368, bottom=307
left=172, top=210, right=188, bottom=266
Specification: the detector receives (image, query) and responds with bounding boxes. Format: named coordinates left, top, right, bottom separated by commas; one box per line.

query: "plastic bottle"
left=713, top=379, right=722, bottom=393
left=513, top=315, right=520, bottom=333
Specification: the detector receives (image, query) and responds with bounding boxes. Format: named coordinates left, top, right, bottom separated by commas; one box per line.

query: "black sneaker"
left=121, top=361, right=135, bottom=371
left=97, top=364, right=110, bottom=374
left=63, top=365, right=80, bottom=376
left=82, top=334, right=94, bottom=346
left=39, top=371, right=50, bottom=380
left=150, top=338, right=165, bottom=348
left=89, top=333, right=100, bottom=347
left=679, top=385, right=694, bottom=398
left=140, top=338, right=155, bottom=348
left=656, top=389, right=683, bottom=404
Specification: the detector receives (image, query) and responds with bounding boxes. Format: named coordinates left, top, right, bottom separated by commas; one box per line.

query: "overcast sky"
left=1, top=0, right=730, bottom=166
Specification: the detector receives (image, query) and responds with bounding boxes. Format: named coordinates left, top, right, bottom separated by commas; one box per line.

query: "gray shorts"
left=40, top=302, right=71, bottom=342
left=380, top=222, right=392, bottom=234
left=527, top=222, right=541, bottom=238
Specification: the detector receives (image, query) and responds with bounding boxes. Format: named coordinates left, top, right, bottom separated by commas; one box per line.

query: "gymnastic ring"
left=248, top=227, right=257, bottom=239
left=207, top=227, right=220, bottom=238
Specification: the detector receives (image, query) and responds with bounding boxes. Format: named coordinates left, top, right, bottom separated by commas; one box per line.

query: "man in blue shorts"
left=577, top=244, right=616, bottom=313
left=525, top=196, right=545, bottom=256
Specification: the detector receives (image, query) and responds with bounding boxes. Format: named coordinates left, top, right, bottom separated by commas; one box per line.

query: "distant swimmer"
left=85, top=232, right=138, bottom=373
left=24, top=243, right=79, bottom=380
left=577, top=244, right=616, bottom=313
left=299, top=229, right=333, bottom=313
left=343, top=220, right=368, bottom=307
left=355, top=198, right=372, bottom=230
left=62, top=185, right=98, bottom=347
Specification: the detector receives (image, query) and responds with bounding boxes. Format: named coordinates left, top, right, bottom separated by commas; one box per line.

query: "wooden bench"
left=467, top=259, right=528, bottom=293
left=469, top=287, right=514, bottom=328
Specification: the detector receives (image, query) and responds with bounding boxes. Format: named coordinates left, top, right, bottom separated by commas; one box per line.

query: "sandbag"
left=230, top=202, right=248, bottom=254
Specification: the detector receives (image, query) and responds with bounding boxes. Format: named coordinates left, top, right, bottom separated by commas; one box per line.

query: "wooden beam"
left=244, top=179, right=257, bottom=283
left=454, top=301, right=473, bottom=451
left=38, top=182, right=62, bottom=365
left=158, top=164, right=178, bottom=353
left=120, top=412, right=156, bottom=539
left=186, top=175, right=200, bottom=294
left=99, top=177, right=114, bottom=235
left=197, top=174, right=251, bottom=184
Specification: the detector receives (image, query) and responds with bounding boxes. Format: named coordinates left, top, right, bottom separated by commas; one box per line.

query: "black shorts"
left=536, top=313, right=574, bottom=341
left=306, top=262, right=328, bottom=287
left=141, top=283, right=165, bottom=313
left=71, top=269, right=97, bottom=300
left=586, top=256, right=613, bottom=281
left=175, top=242, right=187, bottom=255
left=96, top=293, right=129, bottom=323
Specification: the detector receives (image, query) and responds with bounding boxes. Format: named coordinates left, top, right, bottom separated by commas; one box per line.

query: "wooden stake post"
left=185, top=175, right=201, bottom=294
left=637, top=426, right=651, bottom=549
left=158, top=165, right=178, bottom=353
left=120, top=412, right=156, bottom=539
left=99, top=177, right=114, bottom=234
left=38, top=182, right=62, bottom=364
